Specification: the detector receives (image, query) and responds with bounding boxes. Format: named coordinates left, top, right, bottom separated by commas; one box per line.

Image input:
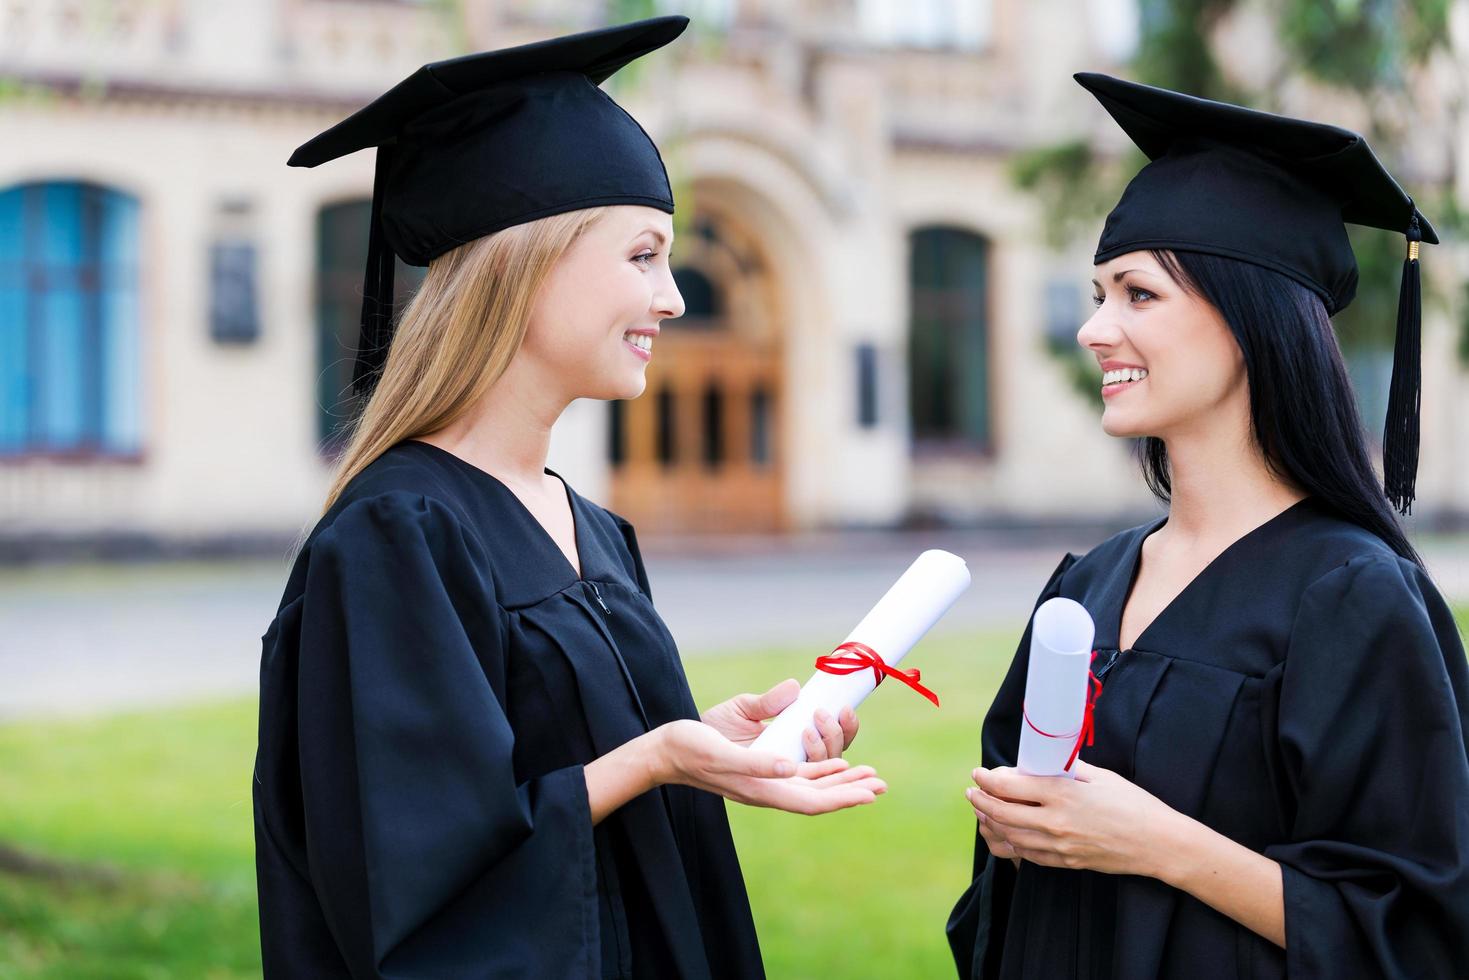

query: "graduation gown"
left=948, top=497, right=1469, bottom=979
left=253, top=440, right=764, bottom=979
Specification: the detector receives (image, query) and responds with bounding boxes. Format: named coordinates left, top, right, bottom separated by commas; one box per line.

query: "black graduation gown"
left=253, top=440, right=764, bottom=979
left=948, top=497, right=1469, bottom=979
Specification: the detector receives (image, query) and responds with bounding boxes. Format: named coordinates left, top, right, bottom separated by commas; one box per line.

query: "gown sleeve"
left=293, top=492, right=599, bottom=978
left=947, top=552, right=1078, bottom=979
left=1264, top=555, right=1469, bottom=978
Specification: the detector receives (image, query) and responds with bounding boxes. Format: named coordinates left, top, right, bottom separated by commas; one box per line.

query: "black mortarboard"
left=289, top=16, right=688, bottom=396
left=1076, top=72, right=1436, bottom=514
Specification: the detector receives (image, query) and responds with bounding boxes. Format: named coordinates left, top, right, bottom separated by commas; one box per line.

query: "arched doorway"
left=608, top=202, right=785, bottom=532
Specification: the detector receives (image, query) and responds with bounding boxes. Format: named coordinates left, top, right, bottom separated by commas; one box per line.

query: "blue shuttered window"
left=0, top=181, right=142, bottom=456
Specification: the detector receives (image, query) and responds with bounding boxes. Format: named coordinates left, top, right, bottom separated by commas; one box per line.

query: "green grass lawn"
left=0, top=629, right=1015, bottom=979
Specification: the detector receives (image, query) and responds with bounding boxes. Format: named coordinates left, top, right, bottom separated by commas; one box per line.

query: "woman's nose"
left=657, top=275, right=685, bottom=320
left=1076, top=305, right=1120, bottom=353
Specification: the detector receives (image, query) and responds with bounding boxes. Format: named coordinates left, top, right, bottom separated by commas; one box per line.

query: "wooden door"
left=608, top=209, right=784, bottom=533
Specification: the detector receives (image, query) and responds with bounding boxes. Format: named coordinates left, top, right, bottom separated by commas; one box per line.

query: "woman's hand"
left=964, top=761, right=1179, bottom=878
left=701, top=678, right=859, bottom=761
left=655, top=719, right=885, bottom=815
left=965, top=761, right=1289, bottom=948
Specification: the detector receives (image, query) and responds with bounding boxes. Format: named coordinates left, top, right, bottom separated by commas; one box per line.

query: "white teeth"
left=625, top=333, right=653, bottom=352
left=1102, top=368, right=1148, bottom=386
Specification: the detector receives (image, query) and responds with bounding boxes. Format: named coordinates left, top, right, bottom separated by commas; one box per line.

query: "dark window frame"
left=907, top=225, right=993, bottom=456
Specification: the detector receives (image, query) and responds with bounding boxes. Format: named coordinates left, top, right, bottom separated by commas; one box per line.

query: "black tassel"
left=1383, top=211, right=1422, bottom=516
left=351, top=144, right=398, bottom=398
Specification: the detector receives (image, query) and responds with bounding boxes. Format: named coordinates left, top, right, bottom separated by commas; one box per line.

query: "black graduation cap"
left=1076, top=72, right=1436, bottom=515
left=289, top=16, right=689, bottom=396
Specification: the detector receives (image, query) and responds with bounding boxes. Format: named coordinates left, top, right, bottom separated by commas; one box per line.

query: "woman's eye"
left=633, top=251, right=657, bottom=266
left=1127, top=286, right=1155, bottom=303
left=1091, top=293, right=1105, bottom=308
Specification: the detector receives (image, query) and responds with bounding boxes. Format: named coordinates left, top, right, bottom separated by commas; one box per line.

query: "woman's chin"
left=605, top=373, right=647, bottom=401
left=1100, top=410, right=1148, bottom=439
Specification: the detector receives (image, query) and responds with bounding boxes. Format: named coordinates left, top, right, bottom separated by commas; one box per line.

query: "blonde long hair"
left=323, top=207, right=608, bottom=512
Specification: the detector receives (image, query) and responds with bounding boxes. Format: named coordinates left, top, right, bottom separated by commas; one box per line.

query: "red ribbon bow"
left=1022, top=650, right=1104, bottom=772
left=814, top=641, right=941, bottom=707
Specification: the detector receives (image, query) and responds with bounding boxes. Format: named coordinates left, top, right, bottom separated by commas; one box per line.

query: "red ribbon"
left=814, top=641, right=941, bottom=707
left=1022, top=651, right=1104, bottom=772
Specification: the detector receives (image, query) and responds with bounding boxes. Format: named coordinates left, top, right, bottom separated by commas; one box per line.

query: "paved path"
left=4, top=528, right=1467, bottom=720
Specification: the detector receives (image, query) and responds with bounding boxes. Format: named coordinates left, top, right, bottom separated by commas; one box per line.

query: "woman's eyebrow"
left=636, top=227, right=670, bottom=246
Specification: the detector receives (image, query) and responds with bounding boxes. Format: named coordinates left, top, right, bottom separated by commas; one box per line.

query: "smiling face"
left=519, top=205, right=685, bottom=402
left=1077, top=250, right=1248, bottom=440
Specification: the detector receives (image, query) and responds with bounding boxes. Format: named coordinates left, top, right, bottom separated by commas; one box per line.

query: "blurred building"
left=1, top=0, right=1463, bottom=547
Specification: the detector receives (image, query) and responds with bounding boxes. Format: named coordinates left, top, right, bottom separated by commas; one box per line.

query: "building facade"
left=1, top=0, right=1462, bottom=545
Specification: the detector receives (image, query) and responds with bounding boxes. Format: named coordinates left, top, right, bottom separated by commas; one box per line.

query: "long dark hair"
left=1142, top=249, right=1421, bottom=566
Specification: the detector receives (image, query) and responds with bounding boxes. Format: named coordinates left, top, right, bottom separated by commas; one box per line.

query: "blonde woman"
left=252, top=19, right=879, bottom=979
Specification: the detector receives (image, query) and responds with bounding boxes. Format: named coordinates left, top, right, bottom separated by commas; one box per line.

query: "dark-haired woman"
left=948, top=75, right=1469, bottom=979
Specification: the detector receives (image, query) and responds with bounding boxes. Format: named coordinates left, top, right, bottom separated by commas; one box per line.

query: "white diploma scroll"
left=750, top=550, right=972, bottom=762
left=1016, top=597, right=1097, bottom=779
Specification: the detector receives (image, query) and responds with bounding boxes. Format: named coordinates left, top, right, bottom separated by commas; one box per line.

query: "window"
left=608, top=398, right=627, bottom=466
left=856, top=343, right=880, bottom=429
left=701, top=381, right=724, bottom=467
left=1085, top=0, right=1140, bottom=62
left=750, top=384, right=773, bottom=465
left=209, top=240, right=260, bottom=344
left=1043, top=279, right=1084, bottom=346
left=654, top=0, right=736, bottom=32
left=0, top=181, right=142, bottom=456
left=859, top=0, right=992, bottom=50
left=908, top=227, right=991, bottom=450
left=656, top=387, right=677, bottom=466
left=315, top=200, right=425, bottom=449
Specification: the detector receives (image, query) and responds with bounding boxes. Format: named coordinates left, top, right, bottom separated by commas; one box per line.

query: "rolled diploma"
left=1016, top=597, right=1096, bottom=779
left=750, top=550, right=972, bottom=762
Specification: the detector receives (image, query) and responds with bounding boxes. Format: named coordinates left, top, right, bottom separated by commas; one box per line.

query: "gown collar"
left=397, top=439, right=623, bottom=594
left=1097, top=496, right=1318, bottom=652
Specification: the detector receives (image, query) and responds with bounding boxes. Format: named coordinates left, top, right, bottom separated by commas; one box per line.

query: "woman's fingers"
left=992, top=824, right=1053, bottom=853
left=968, top=788, right=1010, bottom=835
left=795, top=756, right=851, bottom=780
left=712, top=742, right=797, bottom=780
left=980, top=824, right=1017, bottom=858
left=792, top=785, right=878, bottom=814
left=802, top=724, right=830, bottom=762
left=731, top=678, right=801, bottom=722
left=974, top=766, right=1060, bottom=806
left=801, top=706, right=852, bottom=762
left=766, top=777, right=886, bottom=815
left=670, top=719, right=885, bottom=815
left=972, top=804, right=1020, bottom=858
left=755, top=678, right=802, bottom=719
left=967, top=783, right=1050, bottom=832
left=828, top=775, right=886, bottom=797
left=729, top=765, right=887, bottom=815
left=966, top=786, right=988, bottom=818
left=808, top=764, right=879, bottom=788
left=1068, top=759, right=1109, bottom=783
left=968, top=788, right=1062, bottom=863
left=814, top=709, right=845, bottom=760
